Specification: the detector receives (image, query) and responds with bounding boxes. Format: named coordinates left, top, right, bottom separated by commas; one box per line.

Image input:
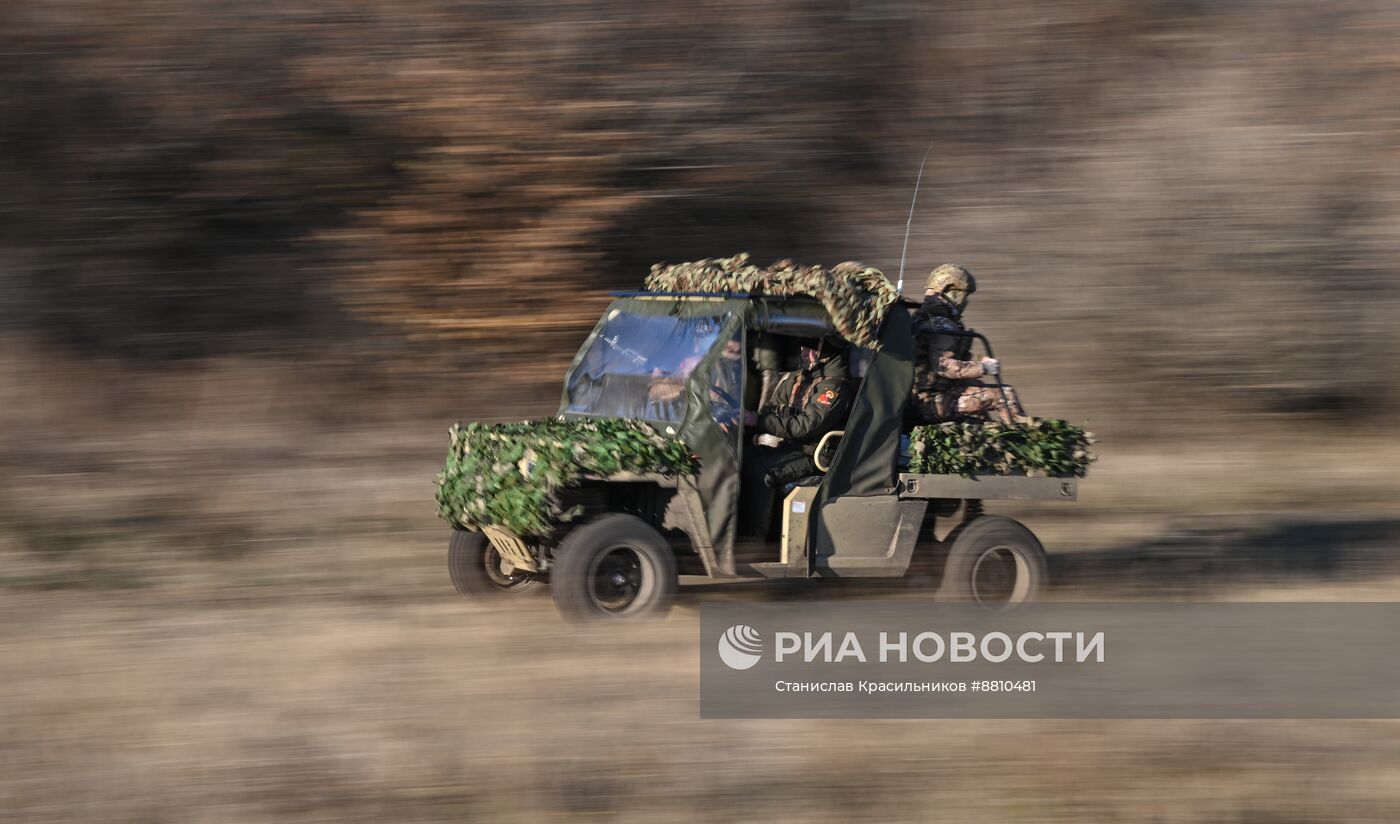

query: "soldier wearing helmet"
left=909, top=264, right=1025, bottom=424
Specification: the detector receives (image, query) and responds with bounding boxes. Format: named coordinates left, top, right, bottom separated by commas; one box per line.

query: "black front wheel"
left=448, top=530, right=543, bottom=597
left=550, top=514, right=677, bottom=623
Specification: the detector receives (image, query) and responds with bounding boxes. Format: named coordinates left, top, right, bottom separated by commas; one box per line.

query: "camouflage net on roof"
left=908, top=418, right=1097, bottom=478
left=436, top=418, right=697, bottom=539
left=644, top=253, right=898, bottom=349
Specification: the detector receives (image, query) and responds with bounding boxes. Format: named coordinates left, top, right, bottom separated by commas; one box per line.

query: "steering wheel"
left=708, top=383, right=742, bottom=432
left=709, top=383, right=739, bottom=409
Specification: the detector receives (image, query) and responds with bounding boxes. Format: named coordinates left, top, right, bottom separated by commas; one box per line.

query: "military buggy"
left=441, top=283, right=1082, bottom=622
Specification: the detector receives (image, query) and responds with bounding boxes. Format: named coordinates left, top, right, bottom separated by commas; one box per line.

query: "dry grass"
left=3, top=363, right=1400, bottom=821
left=6, top=589, right=1400, bottom=823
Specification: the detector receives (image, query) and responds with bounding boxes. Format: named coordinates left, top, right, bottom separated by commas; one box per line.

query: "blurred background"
left=2, top=1, right=1399, bottom=821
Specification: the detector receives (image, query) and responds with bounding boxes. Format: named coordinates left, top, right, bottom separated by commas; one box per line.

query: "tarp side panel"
left=694, top=446, right=739, bottom=573
left=819, top=305, right=914, bottom=498
left=681, top=307, right=748, bottom=575
left=556, top=296, right=747, bottom=573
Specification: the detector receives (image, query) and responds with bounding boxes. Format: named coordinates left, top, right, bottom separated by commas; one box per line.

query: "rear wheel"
left=551, top=514, right=677, bottom=623
left=938, top=516, right=1047, bottom=607
left=448, top=530, right=543, bottom=597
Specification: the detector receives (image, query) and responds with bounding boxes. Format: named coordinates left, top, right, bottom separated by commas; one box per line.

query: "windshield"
left=565, top=309, right=731, bottom=423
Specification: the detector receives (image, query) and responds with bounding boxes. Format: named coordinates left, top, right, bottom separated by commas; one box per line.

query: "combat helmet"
left=925, top=264, right=976, bottom=310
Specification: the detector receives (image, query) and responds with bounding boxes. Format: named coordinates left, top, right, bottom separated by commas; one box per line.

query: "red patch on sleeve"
left=817, top=389, right=837, bottom=406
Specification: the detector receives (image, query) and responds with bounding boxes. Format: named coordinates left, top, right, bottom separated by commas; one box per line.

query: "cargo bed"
left=897, top=473, right=1077, bottom=501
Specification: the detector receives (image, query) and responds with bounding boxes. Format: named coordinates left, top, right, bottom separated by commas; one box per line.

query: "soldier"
left=740, top=337, right=853, bottom=538
left=909, top=264, right=1025, bottom=424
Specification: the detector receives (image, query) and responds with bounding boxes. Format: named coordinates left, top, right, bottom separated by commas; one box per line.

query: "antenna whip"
left=896, top=142, right=934, bottom=296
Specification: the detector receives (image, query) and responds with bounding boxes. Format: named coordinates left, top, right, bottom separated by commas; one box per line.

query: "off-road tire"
left=550, top=514, right=677, bottom=623
left=937, top=516, right=1047, bottom=607
left=448, top=529, right=543, bottom=597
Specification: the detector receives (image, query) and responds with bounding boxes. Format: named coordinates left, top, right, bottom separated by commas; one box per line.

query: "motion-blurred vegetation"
left=3, top=0, right=1399, bottom=428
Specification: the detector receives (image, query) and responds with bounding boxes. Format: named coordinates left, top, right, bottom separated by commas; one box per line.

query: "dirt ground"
left=3, top=390, right=1399, bottom=822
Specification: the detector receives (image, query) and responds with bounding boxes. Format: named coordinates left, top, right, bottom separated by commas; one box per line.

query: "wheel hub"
left=590, top=547, right=646, bottom=612
left=971, top=545, right=1031, bottom=606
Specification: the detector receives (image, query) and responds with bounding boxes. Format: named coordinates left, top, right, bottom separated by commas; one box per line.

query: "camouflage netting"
left=644, top=253, right=899, bottom=349
left=436, top=419, right=698, bottom=538
left=908, top=419, right=1097, bottom=478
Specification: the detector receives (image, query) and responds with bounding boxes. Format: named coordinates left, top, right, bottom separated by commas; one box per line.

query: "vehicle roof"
left=607, top=291, right=837, bottom=338
left=611, top=290, right=818, bottom=301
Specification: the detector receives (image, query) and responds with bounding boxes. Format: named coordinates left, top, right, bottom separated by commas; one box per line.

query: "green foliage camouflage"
left=644, top=253, right=898, bottom=349
left=435, top=418, right=697, bottom=538
left=908, top=419, right=1096, bottom=478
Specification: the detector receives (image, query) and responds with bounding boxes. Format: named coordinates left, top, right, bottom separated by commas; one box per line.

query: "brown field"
left=3, top=357, right=1399, bottom=823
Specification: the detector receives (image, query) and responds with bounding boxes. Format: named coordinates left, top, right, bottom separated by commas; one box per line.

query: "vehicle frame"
left=447, top=291, right=1075, bottom=619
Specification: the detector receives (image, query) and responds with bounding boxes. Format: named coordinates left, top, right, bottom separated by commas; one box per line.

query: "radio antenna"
left=896, top=142, right=934, bottom=296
